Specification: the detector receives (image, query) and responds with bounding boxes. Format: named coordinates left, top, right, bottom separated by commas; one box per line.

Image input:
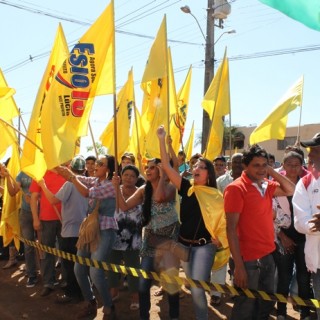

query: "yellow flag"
left=0, top=145, right=21, bottom=249
left=170, top=65, right=192, bottom=153
left=0, top=87, right=15, bottom=102
left=203, top=49, right=230, bottom=160
left=140, top=18, right=171, bottom=158
left=184, top=121, right=195, bottom=161
left=141, top=16, right=167, bottom=83
left=21, top=23, right=69, bottom=181
left=250, top=76, right=303, bottom=145
left=0, top=119, right=19, bottom=159
left=128, top=105, right=146, bottom=160
left=202, top=49, right=230, bottom=120
left=0, top=69, right=19, bottom=120
left=100, top=68, right=134, bottom=159
left=41, top=1, right=115, bottom=169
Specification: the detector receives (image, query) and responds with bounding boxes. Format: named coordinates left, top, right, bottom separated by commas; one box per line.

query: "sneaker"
left=26, top=276, right=38, bottom=288
left=76, top=299, right=97, bottom=319
left=40, top=287, right=54, bottom=297
left=55, top=294, right=73, bottom=304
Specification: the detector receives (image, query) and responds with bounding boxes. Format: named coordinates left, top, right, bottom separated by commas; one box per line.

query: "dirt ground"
left=0, top=260, right=314, bottom=320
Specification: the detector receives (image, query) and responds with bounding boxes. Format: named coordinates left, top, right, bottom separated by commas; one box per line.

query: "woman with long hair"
left=112, top=158, right=180, bottom=320
left=57, top=154, right=117, bottom=320
left=157, top=125, right=227, bottom=320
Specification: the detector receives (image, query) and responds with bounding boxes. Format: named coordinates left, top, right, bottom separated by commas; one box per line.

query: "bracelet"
left=69, top=175, right=76, bottom=182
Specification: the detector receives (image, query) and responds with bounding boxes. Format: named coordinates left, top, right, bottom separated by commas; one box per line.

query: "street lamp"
left=214, top=29, right=236, bottom=45
left=180, top=6, right=206, bottom=41
left=180, top=2, right=233, bottom=152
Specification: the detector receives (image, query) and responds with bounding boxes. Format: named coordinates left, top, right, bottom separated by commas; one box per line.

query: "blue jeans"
left=139, top=252, right=180, bottom=320
left=19, top=209, right=37, bottom=278
left=210, top=264, right=227, bottom=298
left=74, top=229, right=116, bottom=307
left=181, top=243, right=216, bottom=320
left=273, top=242, right=311, bottom=318
left=311, top=270, right=320, bottom=320
left=230, top=253, right=275, bottom=320
left=40, top=220, right=62, bottom=288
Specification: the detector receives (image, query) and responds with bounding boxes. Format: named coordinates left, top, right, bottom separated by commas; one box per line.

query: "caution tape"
left=16, top=235, right=320, bottom=309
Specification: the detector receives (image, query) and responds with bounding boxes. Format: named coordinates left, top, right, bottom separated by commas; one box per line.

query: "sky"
left=0, top=0, right=319, bottom=157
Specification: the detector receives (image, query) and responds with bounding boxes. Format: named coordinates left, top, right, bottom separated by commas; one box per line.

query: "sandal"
left=154, top=287, right=164, bottom=297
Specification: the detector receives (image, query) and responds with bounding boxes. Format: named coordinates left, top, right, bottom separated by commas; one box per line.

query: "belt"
left=179, top=235, right=212, bottom=246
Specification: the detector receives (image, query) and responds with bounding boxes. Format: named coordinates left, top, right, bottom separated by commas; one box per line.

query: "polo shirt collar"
left=242, top=171, right=268, bottom=196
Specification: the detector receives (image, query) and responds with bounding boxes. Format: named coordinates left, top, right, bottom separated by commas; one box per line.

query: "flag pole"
left=165, top=17, right=170, bottom=135
left=88, top=121, right=98, bottom=158
left=295, top=76, right=304, bottom=146
left=0, top=117, right=43, bottom=152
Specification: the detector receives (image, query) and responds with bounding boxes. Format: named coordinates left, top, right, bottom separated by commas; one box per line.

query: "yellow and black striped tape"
left=16, top=235, right=320, bottom=309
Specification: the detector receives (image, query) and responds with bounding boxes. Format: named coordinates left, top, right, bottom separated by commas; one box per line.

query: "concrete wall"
left=225, top=123, right=320, bottom=162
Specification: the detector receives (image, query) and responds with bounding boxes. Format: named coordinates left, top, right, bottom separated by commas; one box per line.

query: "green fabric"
left=259, top=0, right=320, bottom=31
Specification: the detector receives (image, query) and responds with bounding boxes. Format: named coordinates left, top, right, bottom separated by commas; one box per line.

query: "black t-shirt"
left=178, top=178, right=211, bottom=240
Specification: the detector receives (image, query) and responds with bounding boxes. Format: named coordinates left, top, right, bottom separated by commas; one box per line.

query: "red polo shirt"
left=224, top=171, right=277, bottom=261
left=29, top=171, right=66, bottom=221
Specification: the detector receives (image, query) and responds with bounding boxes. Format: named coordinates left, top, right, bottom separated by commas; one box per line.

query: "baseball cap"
left=121, top=152, right=135, bottom=164
left=70, top=155, right=86, bottom=170
left=300, top=132, right=320, bottom=148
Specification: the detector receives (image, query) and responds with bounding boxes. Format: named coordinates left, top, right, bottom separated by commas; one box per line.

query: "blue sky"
left=0, top=0, right=319, bottom=156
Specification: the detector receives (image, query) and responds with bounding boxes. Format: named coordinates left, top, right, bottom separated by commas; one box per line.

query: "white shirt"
left=293, top=173, right=320, bottom=272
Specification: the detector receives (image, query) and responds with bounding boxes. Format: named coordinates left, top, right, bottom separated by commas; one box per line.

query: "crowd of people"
left=1, top=128, right=320, bottom=320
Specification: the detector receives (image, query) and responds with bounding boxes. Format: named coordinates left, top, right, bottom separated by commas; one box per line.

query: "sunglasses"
left=95, top=160, right=107, bottom=167
left=194, top=164, right=207, bottom=170
left=144, top=165, right=157, bottom=171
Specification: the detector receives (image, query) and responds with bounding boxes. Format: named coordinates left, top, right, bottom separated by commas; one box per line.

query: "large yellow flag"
left=41, top=1, right=115, bottom=169
left=202, top=49, right=230, bottom=120
left=170, top=65, right=192, bottom=153
left=0, top=145, right=21, bottom=249
left=141, top=16, right=167, bottom=84
left=0, top=69, right=19, bottom=121
left=20, top=24, right=69, bottom=181
left=0, top=70, right=19, bottom=158
left=100, top=68, right=134, bottom=159
left=184, top=121, right=195, bottom=161
left=203, top=49, right=230, bottom=160
left=250, top=76, right=303, bottom=145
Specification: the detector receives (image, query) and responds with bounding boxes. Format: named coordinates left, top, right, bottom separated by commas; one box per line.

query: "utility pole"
left=201, top=0, right=215, bottom=153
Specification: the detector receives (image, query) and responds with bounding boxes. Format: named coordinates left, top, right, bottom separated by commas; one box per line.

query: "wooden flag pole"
left=0, top=117, right=43, bottom=152
left=88, top=121, right=98, bottom=158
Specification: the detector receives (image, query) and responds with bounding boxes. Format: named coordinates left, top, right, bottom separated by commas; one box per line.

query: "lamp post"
left=180, top=2, right=234, bottom=153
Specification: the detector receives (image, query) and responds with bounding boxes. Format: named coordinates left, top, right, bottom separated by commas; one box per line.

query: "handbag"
left=76, top=201, right=100, bottom=252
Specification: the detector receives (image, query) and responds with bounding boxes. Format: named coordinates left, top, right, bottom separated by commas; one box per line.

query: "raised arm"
left=268, top=166, right=295, bottom=197
left=157, top=125, right=182, bottom=190
left=112, top=173, right=144, bottom=211
left=0, top=165, right=20, bottom=196
left=56, top=166, right=90, bottom=197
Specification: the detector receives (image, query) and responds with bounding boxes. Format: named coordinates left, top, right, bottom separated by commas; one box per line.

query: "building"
left=225, top=123, right=319, bottom=162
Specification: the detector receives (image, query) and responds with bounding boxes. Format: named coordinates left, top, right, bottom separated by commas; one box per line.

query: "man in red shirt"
left=224, top=144, right=295, bottom=320
left=30, top=169, right=66, bottom=297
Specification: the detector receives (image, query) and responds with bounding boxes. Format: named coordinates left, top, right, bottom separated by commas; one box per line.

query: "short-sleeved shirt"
left=16, top=172, right=32, bottom=211
left=224, top=171, right=277, bottom=261
left=78, top=176, right=117, bottom=230
left=55, top=181, right=89, bottom=238
left=29, top=171, right=66, bottom=221
left=178, top=178, right=211, bottom=241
